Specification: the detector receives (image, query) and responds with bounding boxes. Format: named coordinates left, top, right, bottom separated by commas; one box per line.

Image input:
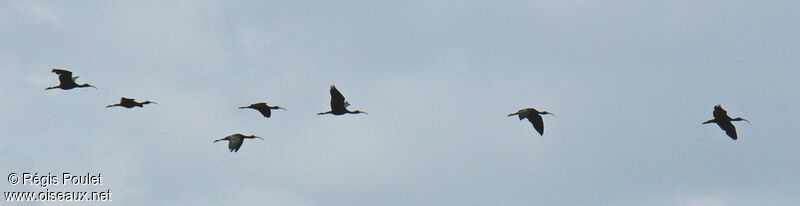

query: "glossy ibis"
left=213, top=133, right=263, bottom=152
left=106, top=97, right=157, bottom=108
left=45, top=69, right=96, bottom=90
left=239, top=102, right=285, bottom=118
left=317, top=85, right=367, bottom=115
left=703, top=105, right=748, bottom=140
left=508, top=108, right=554, bottom=136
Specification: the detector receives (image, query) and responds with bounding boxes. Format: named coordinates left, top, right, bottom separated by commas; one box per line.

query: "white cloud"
left=30, top=4, right=59, bottom=24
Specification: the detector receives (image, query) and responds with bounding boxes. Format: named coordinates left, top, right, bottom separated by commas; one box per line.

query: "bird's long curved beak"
left=255, top=136, right=264, bottom=140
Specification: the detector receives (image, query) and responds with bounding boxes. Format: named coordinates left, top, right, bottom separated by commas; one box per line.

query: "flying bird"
left=106, top=97, right=157, bottom=108
left=318, top=85, right=367, bottom=115
left=703, top=105, right=748, bottom=140
left=239, top=102, right=285, bottom=118
left=508, top=108, right=554, bottom=136
left=213, top=133, right=263, bottom=152
left=45, top=69, right=97, bottom=90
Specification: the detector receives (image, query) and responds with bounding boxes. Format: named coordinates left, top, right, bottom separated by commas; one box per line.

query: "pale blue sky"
left=1, top=1, right=799, bottom=205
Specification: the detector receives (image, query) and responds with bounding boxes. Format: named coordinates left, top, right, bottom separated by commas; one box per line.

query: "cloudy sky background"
left=1, top=1, right=799, bottom=205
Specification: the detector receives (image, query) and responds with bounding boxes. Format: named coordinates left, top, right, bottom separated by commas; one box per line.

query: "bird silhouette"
left=239, top=102, right=285, bottom=118
left=508, top=108, right=554, bottom=136
left=213, top=133, right=263, bottom=152
left=703, top=105, right=748, bottom=140
left=45, top=69, right=97, bottom=90
left=106, top=97, right=157, bottom=108
left=318, top=85, right=367, bottom=115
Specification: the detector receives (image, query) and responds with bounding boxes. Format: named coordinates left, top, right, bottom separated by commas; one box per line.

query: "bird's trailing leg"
left=539, top=111, right=555, bottom=117
left=702, top=119, right=717, bottom=124
left=507, top=112, right=526, bottom=120
left=732, top=117, right=749, bottom=123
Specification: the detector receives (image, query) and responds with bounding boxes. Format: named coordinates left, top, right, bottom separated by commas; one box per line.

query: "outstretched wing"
left=52, top=69, right=74, bottom=85
left=51, top=69, right=72, bottom=76
left=717, top=121, right=738, bottom=140
left=713, top=105, right=728, bottom=120
left=251, top=103, right=271, bottom=117
left=120, top=97, right=136, bottom=104
left=527, top=114, right=545, bottom=136
left=516, top=108, right=534, bottom=120
left=257, top=108, right=272, bottom=117
left=229, top=137, right=244, bottom=152
left=330, top=85, right=346, bottom=110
